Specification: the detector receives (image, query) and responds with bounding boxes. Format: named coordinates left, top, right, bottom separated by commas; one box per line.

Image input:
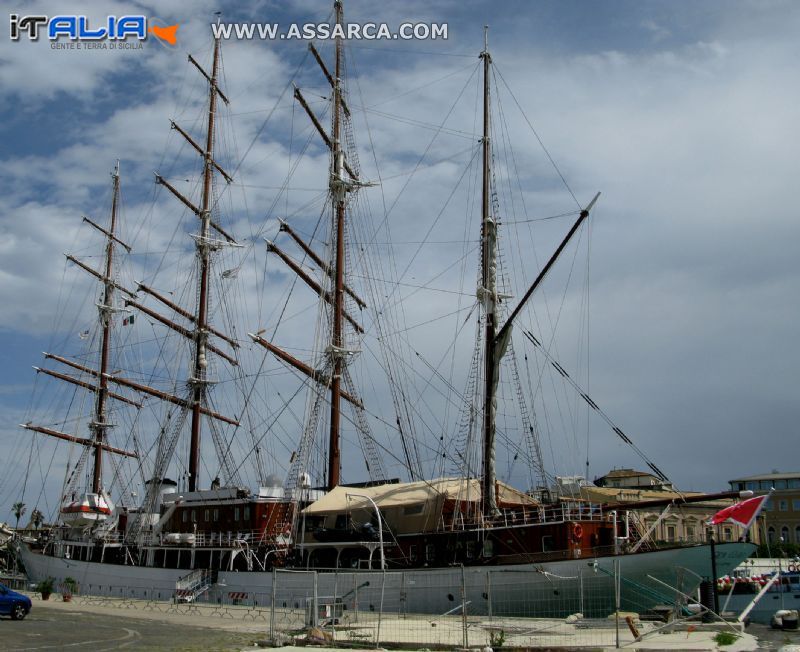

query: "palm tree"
left=31, top=509, right=44, bottom=530
left=10, top=501, right=26, bottom=576
left=11, top=502, right=26, bottom=532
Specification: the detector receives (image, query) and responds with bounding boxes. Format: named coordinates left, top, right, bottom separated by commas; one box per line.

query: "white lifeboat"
left=61, top=492, right=113, bottom=527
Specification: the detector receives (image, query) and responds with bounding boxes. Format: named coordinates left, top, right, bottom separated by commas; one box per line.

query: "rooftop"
left=597, top=468, right=654, bottom=479
left=729, top=472, right=800, bottom=482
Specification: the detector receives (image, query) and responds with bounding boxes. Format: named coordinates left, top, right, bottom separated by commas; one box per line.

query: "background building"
left=728, top=472, right=800, bottom=545
left=556, top=469, right=752, bottom=545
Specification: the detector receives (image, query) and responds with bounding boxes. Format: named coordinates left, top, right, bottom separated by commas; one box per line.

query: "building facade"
left=728, top=472, right=800, bottom=545
left=557, top=470, right=752, bottom=545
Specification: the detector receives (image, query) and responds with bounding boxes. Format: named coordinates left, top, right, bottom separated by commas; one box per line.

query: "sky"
left=1, top=0, right=799, bottom=522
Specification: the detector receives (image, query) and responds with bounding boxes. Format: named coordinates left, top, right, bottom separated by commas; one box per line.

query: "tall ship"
left=12, top=2, right=753, bottom=617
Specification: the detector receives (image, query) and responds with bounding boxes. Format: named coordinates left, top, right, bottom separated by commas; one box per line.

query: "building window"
left=781, top=526, right=790, bottom=542
left=793, top=500, right=800, bottom=511
left=768, top=526, right=776, bottom=543
left=667, top=526, right=676, bottom=542
left=795, top=526, right=800, bottom=544
left=425, top=543, right=435, bottom=562
left=686, top=526, right=695, bottom=541
left=775, top=479, right=788, bottom=490
left=789, top=479, right=800, bottom=489
left=723, top=528, right=732, bottom=542
left=766, top=500, right=774, bottom=511
left=780, top=500, right=789, bottom=512
left=466, top=541, right=476, bottom=559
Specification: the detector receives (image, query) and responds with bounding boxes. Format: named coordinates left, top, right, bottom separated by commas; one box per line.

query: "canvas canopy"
left=302, top=477, right=537, bottom=515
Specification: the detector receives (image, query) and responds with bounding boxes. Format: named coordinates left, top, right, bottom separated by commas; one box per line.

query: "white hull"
left=20, top=542, right=754, bottom=617
left=722, top=591, right=800, bottom=624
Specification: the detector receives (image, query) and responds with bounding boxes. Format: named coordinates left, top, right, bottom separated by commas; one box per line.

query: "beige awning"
left=302, top=477, right=537, bottom=515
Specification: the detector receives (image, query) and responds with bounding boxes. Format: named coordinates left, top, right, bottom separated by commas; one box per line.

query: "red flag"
left=709, top=494, right=769, bottom=530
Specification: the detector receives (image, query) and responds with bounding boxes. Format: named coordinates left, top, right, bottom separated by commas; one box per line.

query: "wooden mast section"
left=477, top=29, right=601, bottom=518
left=327, top=0, right=346, bottom=491
left=188, top=35, right=222, bottom=493
left=91, top=161, right=121, bottom=493
left=23, top=164, right=140, bottom=468
left=480, top=28, right=500, bottom=517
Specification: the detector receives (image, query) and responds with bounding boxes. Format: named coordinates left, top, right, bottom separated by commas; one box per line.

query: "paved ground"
left=0, top=602, right=263, bottom=651
left=748, top=622, right=800, bottom=650
left=5, top=593, right=799, bottom=651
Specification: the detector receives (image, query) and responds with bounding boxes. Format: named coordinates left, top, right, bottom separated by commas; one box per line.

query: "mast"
left=188, top=35, right=221, bottom=492
left=91, top=161, right=121, bottom=494
left=480, top=27, right=500, bottom=517
left=327, top=0, right=345, bottom=491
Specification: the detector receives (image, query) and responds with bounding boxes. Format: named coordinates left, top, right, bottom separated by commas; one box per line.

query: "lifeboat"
left=61, top=492, right=113, bottom=527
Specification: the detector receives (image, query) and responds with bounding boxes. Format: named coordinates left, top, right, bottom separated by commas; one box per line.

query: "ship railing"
left=138, top=528, right=275, bottom=548
left=438, top=502, right=607, bottom=531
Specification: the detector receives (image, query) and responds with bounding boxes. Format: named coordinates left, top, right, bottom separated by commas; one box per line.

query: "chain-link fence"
left=27, top=564, right=744, bottom=648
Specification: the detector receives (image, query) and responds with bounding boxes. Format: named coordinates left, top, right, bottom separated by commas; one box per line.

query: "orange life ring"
left=573, top=523, right=584, bottom=542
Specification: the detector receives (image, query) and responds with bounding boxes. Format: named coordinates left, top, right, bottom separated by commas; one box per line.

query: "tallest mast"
left=480, top=27, right=499, bottom=517
left=327, top=0, right=345, bottom=490
left=188, top=36, right=222, bottom=492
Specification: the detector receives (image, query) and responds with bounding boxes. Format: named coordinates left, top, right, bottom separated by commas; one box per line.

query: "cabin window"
left=204, top=509, right=210, bottom=522
left=191, top=510, right=196, bottom=523
left=403, top=504, right=424, bottom=516
left=234, top=507, right=240, bottom=521
left=213, top=509, right=219, bottom=522
left=541, top=535, right=554, bottom=553
left=409, top=545, right=418, bottom=562
left=466, top=541, right=476, bottom=559
left=425, top=543, right=435, bottom=562
left=482, top=540, right=494, bottom=558
left=182, top=510, right=187, bottom=523
left=244, top=506, right=250, bottom=521
left=335, top=514, right=348, bottom=530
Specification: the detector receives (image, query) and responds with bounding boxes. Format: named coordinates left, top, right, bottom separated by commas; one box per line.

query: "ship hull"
left=20, top=541, right=754, bottom=617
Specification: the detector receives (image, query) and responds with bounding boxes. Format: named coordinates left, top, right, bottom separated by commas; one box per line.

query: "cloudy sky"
left=1, top=0, right=798, bottom=521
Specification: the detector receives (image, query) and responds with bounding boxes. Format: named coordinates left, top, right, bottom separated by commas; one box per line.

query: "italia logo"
left=9, top=14, right=179, bottom=46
